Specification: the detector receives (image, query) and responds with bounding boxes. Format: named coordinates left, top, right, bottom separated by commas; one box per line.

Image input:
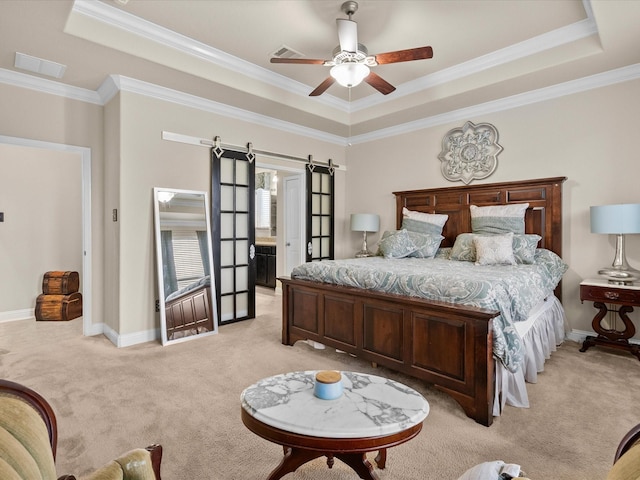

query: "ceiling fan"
left=270, top=1, right=433, bottom=97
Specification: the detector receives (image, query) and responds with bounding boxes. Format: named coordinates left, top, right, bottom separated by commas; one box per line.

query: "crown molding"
left=349, top=63, right=640, bottom=145
left=71, top=0, right=348, bottom=112
left=73, top=0, right=598, bottom=115
left=102, top=75, right=346, bottom=146
left=2, top=62, right=639, bottom=147
left=0, top=68, right=102, bottom=104
left=351, top=5, right=599, bottom=111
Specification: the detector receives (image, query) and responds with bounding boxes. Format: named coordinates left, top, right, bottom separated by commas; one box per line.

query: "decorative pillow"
left=451, top=233, right=540, bottom=264
left=406, top=232, right=444, bottom=258
left=474, top=233, right=516, bottom=265
left=402, top=207, right=448, bottom=235
left=470, top=203, right=529, bottom=234
left=449, top=233, right=477, bottom=262
left=377, top=229, right=417, bottom=258
left=435, top=247, right=451, bottom=259
left=457, top=461, right=505, bottom=480
left=512, top=234, right=541, bottom=264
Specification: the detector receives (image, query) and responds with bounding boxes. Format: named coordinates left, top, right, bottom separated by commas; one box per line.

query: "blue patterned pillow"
left=512, top=234, right=541, bottom=264
left=449, top=233, right=477, bottom=261
left=378, top=229, right=418, bottom=258
left=406, top=232, right=444, bottom=258
left=470, top=203, right=529, bottom=234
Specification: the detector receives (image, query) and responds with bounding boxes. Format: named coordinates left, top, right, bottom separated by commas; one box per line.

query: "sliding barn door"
left=306, top=165, right=334, bottom=262
left=211, top=148, right=255, bottom=324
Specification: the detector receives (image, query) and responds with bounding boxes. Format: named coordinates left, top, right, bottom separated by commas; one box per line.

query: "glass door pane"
left=306, top=166, right=334, bottom=262
left=211, top=148, right=255, bottom=324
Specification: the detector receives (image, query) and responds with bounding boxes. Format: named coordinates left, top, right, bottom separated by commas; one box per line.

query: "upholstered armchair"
left=608, top=423, right=640, bottom=480
left=0, top=379, right=162, bottom=480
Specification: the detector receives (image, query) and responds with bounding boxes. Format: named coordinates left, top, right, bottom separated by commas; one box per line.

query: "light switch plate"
left=0, top=212, right=4, bottom=222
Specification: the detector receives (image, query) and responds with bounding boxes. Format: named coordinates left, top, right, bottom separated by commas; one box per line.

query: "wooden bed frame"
left=165, top=282, right=214, bottom=340
left=280, top=177, right=566, bottom=426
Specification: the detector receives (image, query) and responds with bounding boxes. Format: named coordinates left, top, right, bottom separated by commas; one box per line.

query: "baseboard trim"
left=0, top=309, right=34, bottom=323
left=101, top=323, right=160, bottom=348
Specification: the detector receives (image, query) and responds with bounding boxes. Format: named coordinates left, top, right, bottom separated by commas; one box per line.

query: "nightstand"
left=579, top=278, right=640, bottom=360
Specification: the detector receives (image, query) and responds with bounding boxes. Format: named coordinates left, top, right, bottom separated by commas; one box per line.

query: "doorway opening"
left=0, top=135, right=92, bottom=334
left=254, top=161, right=305, bottom=312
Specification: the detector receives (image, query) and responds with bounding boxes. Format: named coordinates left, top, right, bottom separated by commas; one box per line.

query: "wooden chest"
left=35, top=292, right=83, bottom=321
left=42, top=271, right=79, bottom=295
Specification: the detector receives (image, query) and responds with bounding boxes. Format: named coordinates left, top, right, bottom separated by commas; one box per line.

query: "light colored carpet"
left=1, top=288, right=639, bottom=479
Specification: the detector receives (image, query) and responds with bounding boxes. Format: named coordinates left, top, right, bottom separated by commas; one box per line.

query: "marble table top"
left=240, top=371, right=429, bottom=438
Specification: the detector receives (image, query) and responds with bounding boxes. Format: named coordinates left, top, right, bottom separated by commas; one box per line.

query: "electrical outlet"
left=155, top=300, right=160, bottom=312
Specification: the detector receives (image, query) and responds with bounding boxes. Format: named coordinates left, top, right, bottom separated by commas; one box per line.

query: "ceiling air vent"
left=14, top=52, right=67, bottom=79
left=271, top=45, right=304, bottom=60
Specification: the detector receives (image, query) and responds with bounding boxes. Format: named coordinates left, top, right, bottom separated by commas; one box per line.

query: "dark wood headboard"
left=393, top=177, right=567, bottom=297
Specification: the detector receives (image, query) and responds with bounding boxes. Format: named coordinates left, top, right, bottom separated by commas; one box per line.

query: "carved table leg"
left=334, top=453, right=380, bottom=480
left=266, top=447, right=323, bottom=480
left=580, top=302, right=640, bottom=360
left=374, top=449, right=387, bottom=469
left=266, top=448, right=384, bottom=480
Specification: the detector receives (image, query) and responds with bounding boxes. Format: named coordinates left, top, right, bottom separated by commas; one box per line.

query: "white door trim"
left=0, top=135, right=92, bottom=335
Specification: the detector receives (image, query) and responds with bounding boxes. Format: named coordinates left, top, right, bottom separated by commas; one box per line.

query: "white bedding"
left=493, top=295, right=567, bottom=415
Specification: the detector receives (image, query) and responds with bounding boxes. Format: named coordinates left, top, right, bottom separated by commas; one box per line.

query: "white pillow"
left=457, top=461, right=505, bottom=480
left=458, top=461, right=525, bottom=480
left=402, top=207, right=448, bottom=227
left=473, top=233, right=516, bottom=265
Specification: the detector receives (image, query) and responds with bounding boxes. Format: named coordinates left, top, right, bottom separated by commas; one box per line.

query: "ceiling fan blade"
left=309, top=76, right=336, bottom=96
left=270, top=58, right=326, bottom=65
left=374, top=46, right=434, bottom=65
left=336, top=18, right=358, bottom=52
left=364, top=72, right=396, bottom=95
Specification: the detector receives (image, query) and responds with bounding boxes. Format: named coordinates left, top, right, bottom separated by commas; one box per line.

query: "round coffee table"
left=240, top=371, right=429, bottom=480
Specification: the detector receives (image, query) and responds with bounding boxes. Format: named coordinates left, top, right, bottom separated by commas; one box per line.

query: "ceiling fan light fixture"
left=330, top=62, right=369, bottom=87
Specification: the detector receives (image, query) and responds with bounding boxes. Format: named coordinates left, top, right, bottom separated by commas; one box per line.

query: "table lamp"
left=351, top=213, right=380, bottom=258
left=590, top=203, right=640, bottom=284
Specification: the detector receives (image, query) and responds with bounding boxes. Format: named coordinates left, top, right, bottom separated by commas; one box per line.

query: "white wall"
left=113, top=91, right=346, bottom=339
left=0, top=143, right=82, bottom=316
left=3, top=73, right=639, bottom=345
left=345, top=78, right=640, bottom=340
left=0, top=83, right=104, bottom=327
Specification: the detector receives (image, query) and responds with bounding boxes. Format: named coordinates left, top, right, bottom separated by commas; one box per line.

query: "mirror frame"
left=153, top=187, right=218, bottom=345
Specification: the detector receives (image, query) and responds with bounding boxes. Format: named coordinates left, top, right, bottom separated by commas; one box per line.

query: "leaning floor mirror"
left=153, top=187, right=218, bottom=345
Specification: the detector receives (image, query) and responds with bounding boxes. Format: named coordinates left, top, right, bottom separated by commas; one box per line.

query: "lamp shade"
left=590, top=204, right=640, bottom=234
left=350, top=213, right=379, bottom=232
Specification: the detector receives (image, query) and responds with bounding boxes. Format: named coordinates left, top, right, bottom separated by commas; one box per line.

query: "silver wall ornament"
left=438, top=121, right=503, bottom=184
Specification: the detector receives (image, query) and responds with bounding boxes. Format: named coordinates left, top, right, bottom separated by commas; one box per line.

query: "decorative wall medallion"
left=438, top=121, right=503, bottom=184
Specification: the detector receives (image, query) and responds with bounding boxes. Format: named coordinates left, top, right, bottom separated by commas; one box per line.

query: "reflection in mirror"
left=153, top=188, right=218, bottom=345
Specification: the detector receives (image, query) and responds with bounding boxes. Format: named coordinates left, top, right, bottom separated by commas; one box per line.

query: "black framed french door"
left=305, top=164, right=334, bottom=262
left=211, top=148, right=255, bottom=324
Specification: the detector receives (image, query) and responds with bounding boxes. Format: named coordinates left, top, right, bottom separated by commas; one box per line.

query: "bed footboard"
left=165, top=285, right=213, bottom=340
left=280, top=276, right=499, bottom=426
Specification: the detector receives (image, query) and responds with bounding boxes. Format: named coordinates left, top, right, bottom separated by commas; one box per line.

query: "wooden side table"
left=579, top=278, right=640, bottom=361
